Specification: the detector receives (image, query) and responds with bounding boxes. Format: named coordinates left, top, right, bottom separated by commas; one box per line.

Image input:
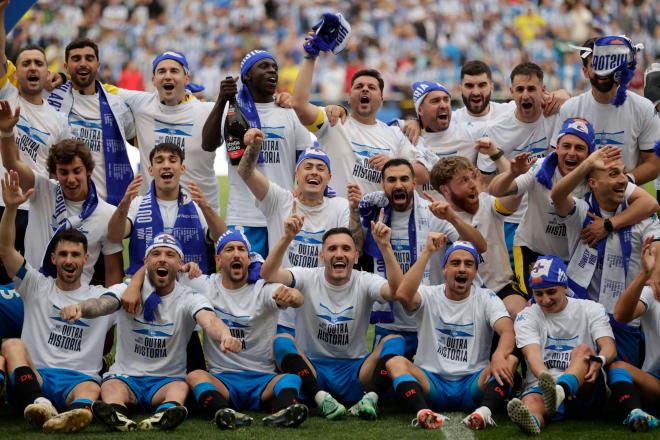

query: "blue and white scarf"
left=128, top=181, right=208, bottom=275
left=46, top=80, right=133, bottom=206
left=566, top=192, right=632, bottom=309
left=40, top=179, right=99, bottom=277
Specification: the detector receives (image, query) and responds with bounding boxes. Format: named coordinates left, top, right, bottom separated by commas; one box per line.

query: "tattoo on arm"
left=349, top=210, right=364, bottom=251
left=237, top=142, right=261, bottom=180
left=80, top=295, right=120, bottom=318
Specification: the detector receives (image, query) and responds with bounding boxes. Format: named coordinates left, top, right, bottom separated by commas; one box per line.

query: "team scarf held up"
left=128, top=181, right=207, bottom=275
left=143, top=233, right=184, bottom=322
left=46, top=81, right=134, bottom=206
left=302, top=12, right=351, bottom=58
left=40, top=179, right=99, bottom=277
left=216, top=229, right=264, bottom=284
left=536, top=118, right=596, bottom=190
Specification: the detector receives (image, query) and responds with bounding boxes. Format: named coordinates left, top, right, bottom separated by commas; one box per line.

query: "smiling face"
left=556, top=133, right=590, bottom=176
left=532, top=285, right=568, bottom=314
left=321, top=232, right=358, bottom=285
left=216, top=241, right=250, bottom=287
left=149, top=149, right=185, bottom=194
left=443, top=250, right=477, bottom=298
left=382, top=164, right=415, bottom=212
left=145, top=246, right=181, bottom=293
left=442, top=167, right=479, bottom=215
left=296, top=158, right=331, bottom=198
left=510, top=74, right=545, bottom=122
left=588, top=159, right=628, bottom=210
left=65, top=46, right=99, bottom=91
left=15, top=49, right=48, bottom=97
left=55, top=156, right=91, bottom=202
left=418, top=90, right=452, bottom=132
left=460, top=72, right=493, bottom=116
left=348, top=75, right=383, bottom=121
left=152, top=59, right=189, bottom=105
left=245, top=58, right=278, bottom=99
left=52, top=240, right=87, bottom=287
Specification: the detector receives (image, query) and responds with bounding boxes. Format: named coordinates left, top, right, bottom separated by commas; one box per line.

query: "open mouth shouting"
left=521, top=101, right=533, bottom=111
left=330, top=258, right=348, bottom=273
left=563, top=157, right=579, bottom=171
left=75, top=68, right=91, bottom=83
left=62, top=264, right=77, bottom=275
left=305, top=176, right=321, bottom=187
left=453, top=272, right=469, bottom=288
left=160, top=171, right=175, bottom=184
left=162, top=83, right=175, bottom=91
left=27, top=73, right=40, bottom=85
left=391, top=188, right=409, bottom=209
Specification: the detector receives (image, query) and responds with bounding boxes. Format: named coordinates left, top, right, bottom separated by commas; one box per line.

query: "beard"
left=147, top=266, right=177, bottom=290
left=452, top=193, right=479, bottom=215
left=590, top=75, right=616, bottom=93
left=461, top=93, right=491, bottom=115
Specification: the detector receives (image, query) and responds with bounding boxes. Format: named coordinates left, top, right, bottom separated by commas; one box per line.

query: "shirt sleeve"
left=256, top=181, right=290, bottom=219
left=260, top=282, right=282, bottom=311
left=361, top=271, right=389, bottom=303
left=12, top=263, right=44, bottom=302
left=336, top=198, right=350, bottom=228
left=514, top=307, right=542, bottom=348
left=514, top=165, right=538, bottom=195
left=186, top=290, right=214, bottom=319
left=639, top=286, right=654, bottom=314
left=292, top=113, right=313, bottom=152
left=430, top=215, right=460, bottom=242
left=586, top=300, right=614, bottom=342
left=289, top=266, right=312, bottom=291
left=484, top=290, right=511, bottom=328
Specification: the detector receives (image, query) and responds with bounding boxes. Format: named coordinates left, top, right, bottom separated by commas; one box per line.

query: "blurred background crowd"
left=5, top=0, right=659, bottom=117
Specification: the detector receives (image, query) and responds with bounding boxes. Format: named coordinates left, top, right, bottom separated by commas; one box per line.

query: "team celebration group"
left=0, top=3, right=657, bottom=436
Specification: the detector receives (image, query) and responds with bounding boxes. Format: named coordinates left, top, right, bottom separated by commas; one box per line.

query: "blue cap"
left=412, top=81, right=451, bottom=114
left=145, top=233, right=183, bottom=259
left=216, top=229, right=251, bottom=254
left=557, top=118, right=596, bottom=153
left=240, top=50, right=276, bottom=81
left=152, top=51, right=189, bottom=74
left=528, top=255, right=568, bottom=290
left=441, top=241, right=479, bottom=269
left=186, top=82, right=205, bottom=94
left=296, top=148, right=331, bottom=172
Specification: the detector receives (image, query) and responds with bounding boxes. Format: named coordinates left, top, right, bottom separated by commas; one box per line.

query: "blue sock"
left=557, top=373, right=579, bottom=397
left=155, top=401, right=177, bottom=414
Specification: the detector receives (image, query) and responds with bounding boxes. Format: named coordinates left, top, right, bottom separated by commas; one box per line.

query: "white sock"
left=314, top=390, right=328, bottom=407
left=364, top=391, right=379, bottom=403
left=555, top=385, right=565, bottom=409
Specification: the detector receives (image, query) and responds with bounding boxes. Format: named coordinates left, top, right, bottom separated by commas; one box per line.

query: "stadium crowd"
left=0, top=0, right=658, bottom=436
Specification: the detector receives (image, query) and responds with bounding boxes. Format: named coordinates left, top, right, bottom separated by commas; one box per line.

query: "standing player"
left=553, top=36, right=660, bottom=186
left=59, top=233, right=241, bottom=431
left=0, top=171, right=115, bottom=433
left=185, top=229, right=309, bottom=429
left=385, top=239, right=517, bottom=430
left=508, top=256, right=617, bottom=434
left=46, top=38, right=136, bottom=206
left=203, top=50, right=312, bottom=256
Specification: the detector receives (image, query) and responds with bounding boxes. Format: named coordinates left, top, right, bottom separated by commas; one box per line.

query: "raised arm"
left=346, top=182, right=364, bottom=251
left=0, top=171, right=32, bottom=277
left=188, top=181, right=226, bottom=242
left=0, top=101, right=34, bottom=190
left=201, top=76, right=238, bottom=151
left=259, top=203, right=303, bottom=286
left=107, top=175, right=141, bottom=243
left=195, top=309, right=242, bottom=353
left=614, top=236, right=654, bottom=323
left=237, top=128, right=270, bottom=202
left=488, top=151, right=536, bottom=197
left=291, top=57, right=323, bottom=126
left=394, top=232, right=447, bottom=311
left=371, top=208, right=403, bottom=300
left=271, top=285, right=304, bottom=308
left=630, top=151, right=660, bottom=185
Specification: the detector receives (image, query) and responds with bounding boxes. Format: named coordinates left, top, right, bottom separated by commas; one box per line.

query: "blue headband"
left=592, top=35, right=643, bottom=107
left=145, top=233, right=184, bottom=259
left=412, top=81, right=451, bottom=114
left=152, top=51, right=189, bottom=74
left=186, top=82, right=205, bottom=94
left=240, top=50, right=276, bottom=81
left=216, top=229, right=251, bottom=254
left=441, top=241, right=479, bottom=269
left=557, top=118, right=596, bottom=153
left=528, top=255, right=568, bottom=290
left=296, top=148, right=331, bottom=172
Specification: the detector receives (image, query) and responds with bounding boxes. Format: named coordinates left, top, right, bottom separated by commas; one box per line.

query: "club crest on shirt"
left=434, top=320, right=473, bottom=364
left=316, top=303, right=353, bottom=347
left=47, top=304, right=88, bottom=352
left=544, top=335, right=578, bottom=370
left=260, top=126, right=286, bottom=164
left=131, top=317, right=173, bottom=359
left=289, top=230, right=324, bottom=267
left=350, top=141, right=389, bottom=184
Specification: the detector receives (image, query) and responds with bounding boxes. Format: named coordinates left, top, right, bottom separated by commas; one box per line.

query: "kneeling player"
left=184, top=230, right=308, bottom=429
left=59, top=233, right=241, bottom=431
left=508, top=256, right=617, bottom=434
left=387, top=238, right=517, bottom=430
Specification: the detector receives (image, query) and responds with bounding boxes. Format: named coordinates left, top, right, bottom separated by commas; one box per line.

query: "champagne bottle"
left=224, top=83, right=250, bottom=166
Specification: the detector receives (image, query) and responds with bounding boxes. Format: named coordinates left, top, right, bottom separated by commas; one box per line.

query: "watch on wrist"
left=604, top=218, right=614, bottom=234
left=489, top=149, right=504, bottom=161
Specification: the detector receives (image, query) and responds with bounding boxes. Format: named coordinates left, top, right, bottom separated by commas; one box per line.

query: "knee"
left=570, top=343, right=593, bottom=360
left=385, top=355, right=411, bottom=375
left=186, top=369, right=210, bottom=387
left=1, top=338, right=24, bottom=357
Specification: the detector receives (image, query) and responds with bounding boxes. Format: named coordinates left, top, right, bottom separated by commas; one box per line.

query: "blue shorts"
left=0, top=283, right=23, bottom=339
left=228, top=225, right=268, bottom=258
left=213, top=370, right=277, bottom=411
left=103, top=374, right=183, bottom=411
left=276, top=325, right=296, bottom=336
left=611, top=322, right=642, bottom=367
left=8, top=368, right=97, bottom=411
left=373, top=326, right=418, bottom=359
left=504, top=222, right=518, bottom=268
left=423, top=369, right=483, bottom=412
left=312, top=357, right=367, bottom=404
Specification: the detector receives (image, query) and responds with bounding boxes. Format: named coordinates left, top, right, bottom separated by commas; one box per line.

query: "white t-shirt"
left=453, top=101, right=516, bottom=139
left=639, top=287, right=660, bottom=376
left=418, top=122, right=479, bottom=165
left=289, top=267, right=387, bottom=360
left=183, top=274, right=282, bottom=374
left=24, top=174, right=123, bottom=284
left=114, top=90, right=220, bottom=213
left=126, top=194, right=209, bottom=237
left=561, top=198, right=660, bottom=312
left=108, top=280, right=212, bottom=378
left=374, top=206, right=460, bottom=333
left=515, top=297, right=613, bottom=392
left=257, top=182, right=349, bottom=268
left=455, top=192, right=513, bottom=292
left=227, top=102, right=310, bottom=226
left=413, top=284, right=510, bottom=379
left=313, top=114, right=417, bottom=198
left=551, top=91, right=660, bottom=174
left=15, top=263, right=116, bottom=380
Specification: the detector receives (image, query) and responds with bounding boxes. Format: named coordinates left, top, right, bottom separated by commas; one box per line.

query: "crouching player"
left=508, top=256, right=617, bottom=434
left=184, top=230, right=309, bottom=429
left=609, top=237, right=659, bottom=431
left=385, top=237, right=517, bottom=430
left=59, top=233, right=241, bottom=431
left=0, top=171, right=115, bottom=433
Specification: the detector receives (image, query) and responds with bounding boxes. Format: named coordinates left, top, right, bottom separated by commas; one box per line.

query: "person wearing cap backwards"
left=0, top=170, right=116, bottom=433
left=202, top=49, right=313, bottom=257
left=552, top=36, right=660, bottom=186
left=507, top=256, right=657, bottom=434
left=292, top=14, right=427, bottom=201
left=237, top=128, right=349, bottom=334
left=385, top=238, right=517, bottom=430
left=261, top=211, right=405, bottom=421
left=551, top=145, right=660, bottom=368
left=57, top=232, right=241, bottom=432
left=183, top=229, right=309, bottom=429
left=489, top=118, right=658, bottom=301
left=102, top=50, right=220, bottom=213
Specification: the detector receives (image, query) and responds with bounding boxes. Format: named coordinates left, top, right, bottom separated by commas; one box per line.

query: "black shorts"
left=512, top=245, right=541, bottom=300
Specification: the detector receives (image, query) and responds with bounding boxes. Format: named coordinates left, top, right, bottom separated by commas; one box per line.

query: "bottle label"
left=226, top=136, right=244, bottom=159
